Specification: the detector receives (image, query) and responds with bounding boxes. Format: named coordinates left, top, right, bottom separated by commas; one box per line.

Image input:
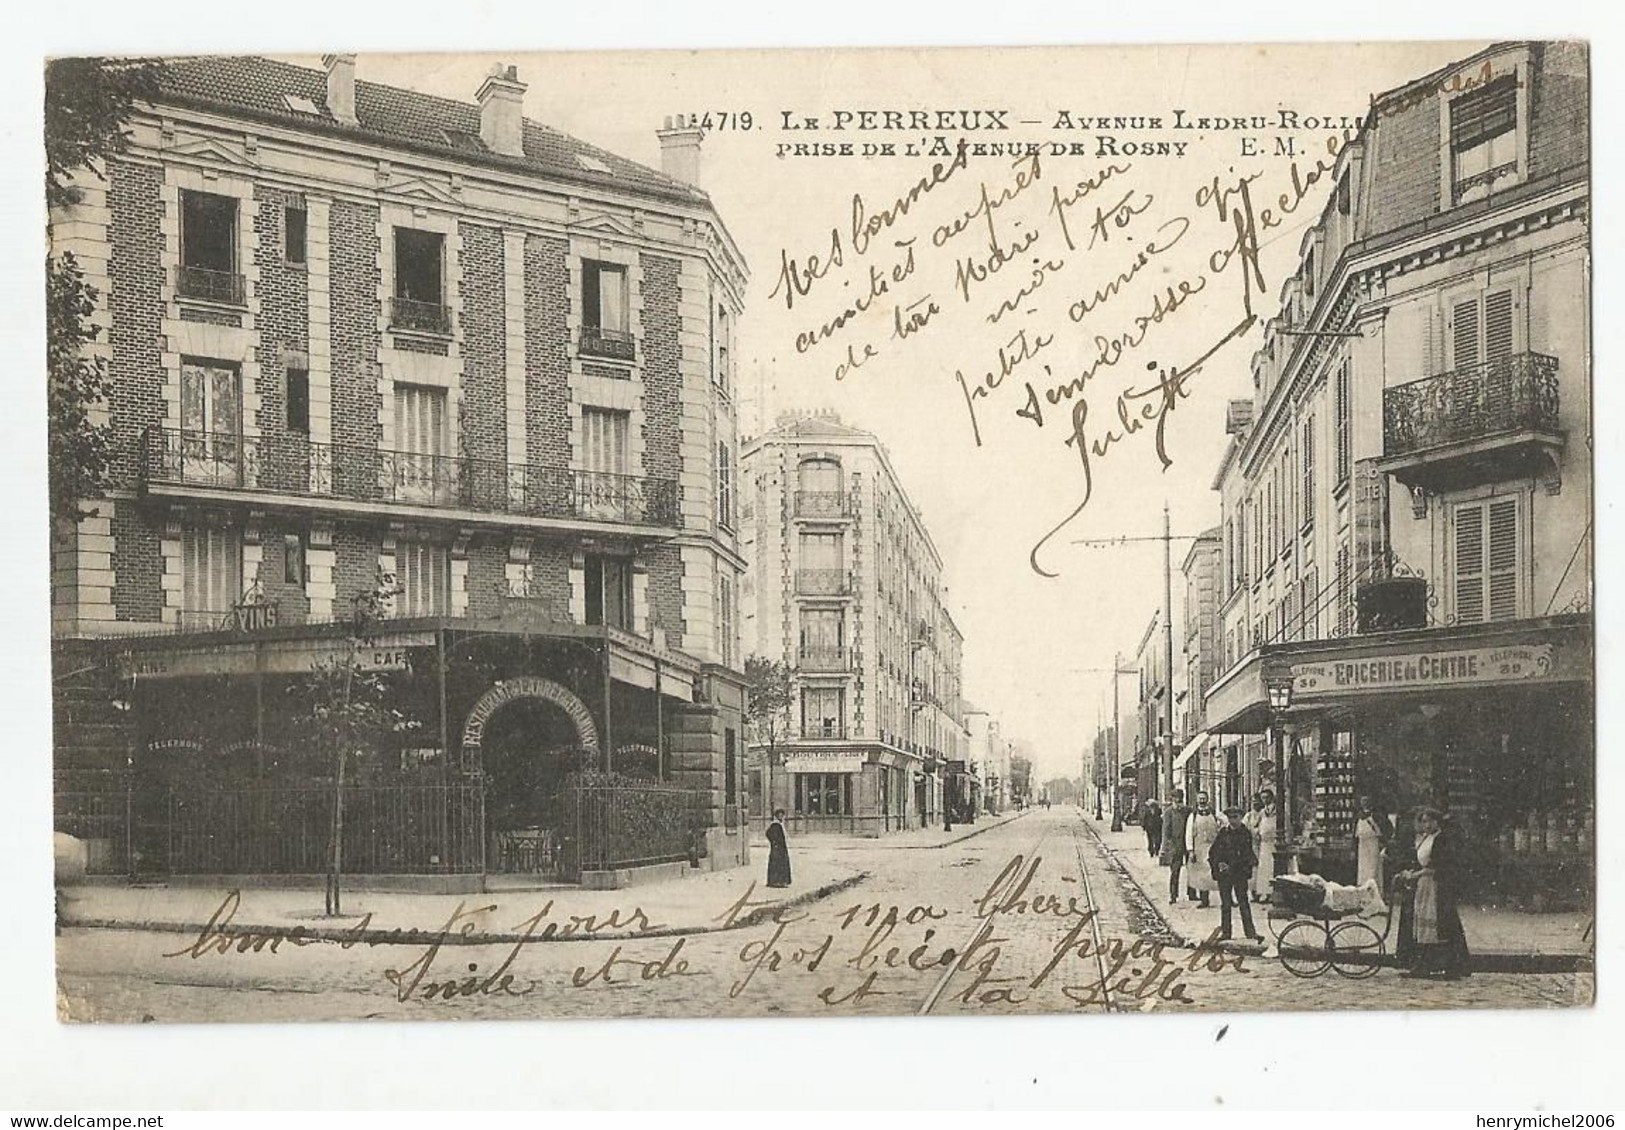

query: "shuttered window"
left=1453, top=497, right=1521, bottom=624
left=182, top=525, right=241, bottom=614
left=1335, top=543, right=1352, bottom=636
left=1451, top=289, right=1516, bottom=370
left=582, top=408, right=629, bottom=476
left=396, top=541, right=448, bottom=617
left=1334, top=361, right=1351, bottom=489
left=1301, top=417, right=1316, bottom=527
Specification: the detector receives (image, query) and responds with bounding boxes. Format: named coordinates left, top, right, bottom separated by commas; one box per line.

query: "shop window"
left=286, top=368, right=310, bottom=434
left=397, top=540, right=449, bottom=617
left=1452, top=497, right=1521, bottom=624
left=584, top=554, right=633, bottom=630
left=1450, top=75, right=1519, bottom=204
left=284, top=206, right=307, bottom=265
left=796, top=772, right=853, bottom=816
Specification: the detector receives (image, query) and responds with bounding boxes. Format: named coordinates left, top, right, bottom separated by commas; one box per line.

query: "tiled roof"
left=155, top=56, right=706, bottom=206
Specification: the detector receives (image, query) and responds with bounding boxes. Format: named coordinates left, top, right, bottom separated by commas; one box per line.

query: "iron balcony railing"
left=579, top=325, right=637, bottom=361
left=800, top=722, right=848, bottom=740
left=1382, top=352, right=1560, bottom=458
left=794, top=490, right=850, bottom=518
left=175, top=266, right=246, bottom=305
left=141, top=427, right=681, bottom=528
left=798, top=646, right=850, bottom=672
left=388, top=296, right=453, bottom=335
left=795, top=568, right=852, bottom=596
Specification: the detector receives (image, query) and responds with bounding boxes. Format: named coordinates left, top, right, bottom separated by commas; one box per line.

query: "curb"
left=59, top=870, right=873, bottom=946
left=1078, top=818, right=1593, bottom=974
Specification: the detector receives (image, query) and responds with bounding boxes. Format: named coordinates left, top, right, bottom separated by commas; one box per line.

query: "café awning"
left=1173, top=730, right=1210, bottom=772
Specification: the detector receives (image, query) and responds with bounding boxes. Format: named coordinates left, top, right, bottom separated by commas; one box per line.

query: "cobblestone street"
left=55, top=808, right=1591, bottom=1023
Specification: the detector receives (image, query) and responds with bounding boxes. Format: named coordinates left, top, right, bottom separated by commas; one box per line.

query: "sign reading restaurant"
left=1292, top=644, right=1555, bottom=697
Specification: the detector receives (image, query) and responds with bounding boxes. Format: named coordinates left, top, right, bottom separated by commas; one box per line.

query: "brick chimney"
left=323, top=54, right=357, bottom=127
left=656, top=114, right=704, bottom=187
left=477, top=64, right=526, bottom=157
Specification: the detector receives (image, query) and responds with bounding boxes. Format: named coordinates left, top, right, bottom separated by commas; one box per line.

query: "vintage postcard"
left=46, top=41, right=1593, bottom=1023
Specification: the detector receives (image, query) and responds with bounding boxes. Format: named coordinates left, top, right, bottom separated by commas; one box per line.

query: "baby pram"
left=1268, top=874, right=1395, bottom=979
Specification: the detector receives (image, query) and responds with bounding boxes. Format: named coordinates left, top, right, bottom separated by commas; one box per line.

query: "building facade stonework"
left=50, top=56, right=751, bottom=887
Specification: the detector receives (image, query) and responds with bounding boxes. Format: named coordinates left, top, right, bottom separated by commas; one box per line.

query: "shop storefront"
left=757, top=745, right=923, bottom=835
left=1204, top=614, right=1592, bottom=909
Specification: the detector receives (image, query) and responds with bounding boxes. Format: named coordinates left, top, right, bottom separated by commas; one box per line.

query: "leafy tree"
left=44, top=57, right=168, bottom=527
left=743, top=655, right=795, bottom=816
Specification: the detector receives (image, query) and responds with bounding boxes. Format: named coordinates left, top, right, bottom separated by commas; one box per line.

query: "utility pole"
left=1111, top=652, right=1124, bottom=831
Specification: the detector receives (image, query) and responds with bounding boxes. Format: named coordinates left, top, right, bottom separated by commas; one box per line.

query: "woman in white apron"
left=1355, top=795, right=1394, bottom=894
left=1186, top=793, right=1221, bottom=908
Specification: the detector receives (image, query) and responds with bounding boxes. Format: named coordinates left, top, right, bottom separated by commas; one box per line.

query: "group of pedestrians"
left=1140, top=789, right=1269, bottom=944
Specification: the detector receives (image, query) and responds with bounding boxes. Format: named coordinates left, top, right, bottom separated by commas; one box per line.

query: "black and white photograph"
left=38, top=38, right=1597, bottom=1028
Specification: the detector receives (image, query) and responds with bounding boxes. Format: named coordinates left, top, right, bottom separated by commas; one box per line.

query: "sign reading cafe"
left=1292, top=644, right=1555, bottom=696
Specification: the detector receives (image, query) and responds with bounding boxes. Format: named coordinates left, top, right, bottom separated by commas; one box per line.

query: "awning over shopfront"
left=1173, top=730, right=1210, bottom=772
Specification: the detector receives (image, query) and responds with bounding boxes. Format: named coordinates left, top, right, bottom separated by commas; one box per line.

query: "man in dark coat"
left=765, top=808, right=792, bottom=888
left=1142, top=799, right=1163, bottom=858
left=1210, top=806, right=1265, bottom=942
left=1161, top=789, right=1192, bottom=903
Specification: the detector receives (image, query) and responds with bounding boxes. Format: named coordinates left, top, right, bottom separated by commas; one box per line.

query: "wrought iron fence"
left=1382, top=353, right=1560, bottom=457
left=166, top=783, right=485, bottom=875
left=795, top=568, right=851, bottom=596
left=175, top=266, right=246, bottom=305
left=579, top=325, right=637, bottom=361
left=794, top=490, right=849, bottom=518
left=142, top=427, right=680, bottom=527
left=54, top=789, right=134, bottom=876
left=563, top=777, right=704, bottom=875
left=388, top=296, right=453, bottom=335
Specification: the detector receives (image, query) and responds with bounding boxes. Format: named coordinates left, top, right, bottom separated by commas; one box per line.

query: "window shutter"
left=1454, top=503, right=1486, bottom=625
left=1484, top=289, right=1515, bottom=364
left=1302, top=417, right=1315, bottom=521
left=1335, top=543, right=1351, bottom=635
left=1487, top=498, right=1519, bottom=621
left=1452, top=299, right=1480, bottom=369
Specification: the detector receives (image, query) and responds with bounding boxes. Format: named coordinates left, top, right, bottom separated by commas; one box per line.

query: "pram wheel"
left=1329, top=921, right=1384, bottom=979
left=1277, top=920, right=1333, bottom=978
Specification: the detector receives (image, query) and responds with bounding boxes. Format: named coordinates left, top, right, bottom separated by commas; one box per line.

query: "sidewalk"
left=58, top=835, right=868, bottom=944
left=819, top=807, right=1031, bottom=851
left=1086, top=819, right=1593, bottom=968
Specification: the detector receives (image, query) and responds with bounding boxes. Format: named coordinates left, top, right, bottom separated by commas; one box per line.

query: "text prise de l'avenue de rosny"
left=771, top=107, right=1372, bottom=162
left=160, top=854, right=1251, bottom=1011
left=767, top=122, right=1349, bottom=577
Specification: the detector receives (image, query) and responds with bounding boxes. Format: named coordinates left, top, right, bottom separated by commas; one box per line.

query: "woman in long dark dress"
left=1394, top=805, right=1471, bottom=979
left=766, top=808, right=792, bottom=888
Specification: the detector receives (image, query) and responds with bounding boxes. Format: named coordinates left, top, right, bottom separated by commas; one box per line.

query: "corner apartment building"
left=740, top=411, right=969, bottom=834
left=1204, top=42, right=1591, bottom=908
left=50, top=55, right=750, bottom=887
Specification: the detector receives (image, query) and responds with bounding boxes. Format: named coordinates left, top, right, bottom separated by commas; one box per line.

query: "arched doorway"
left=461, top=677, right=599, bottom=879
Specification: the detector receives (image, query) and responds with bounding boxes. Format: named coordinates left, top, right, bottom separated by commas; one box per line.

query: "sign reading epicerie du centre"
left=1292, top=644, right=1556, bottom=697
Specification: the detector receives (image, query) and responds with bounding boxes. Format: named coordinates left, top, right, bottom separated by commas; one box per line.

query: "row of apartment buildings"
left=50, top=55, right=755, bottom=887
left=738, top=412, right=985, bottom=835
left=1100, top=41, right=1591, bottom=911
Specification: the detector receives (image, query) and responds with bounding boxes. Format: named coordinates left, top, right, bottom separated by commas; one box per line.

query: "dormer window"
left=1450, top=74, right=1519, bottom=204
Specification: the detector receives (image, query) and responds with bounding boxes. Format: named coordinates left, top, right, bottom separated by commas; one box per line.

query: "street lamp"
left=1265, top=675, right=1295, bottom=872
left=1267, top=678, right=1293, bottom=712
